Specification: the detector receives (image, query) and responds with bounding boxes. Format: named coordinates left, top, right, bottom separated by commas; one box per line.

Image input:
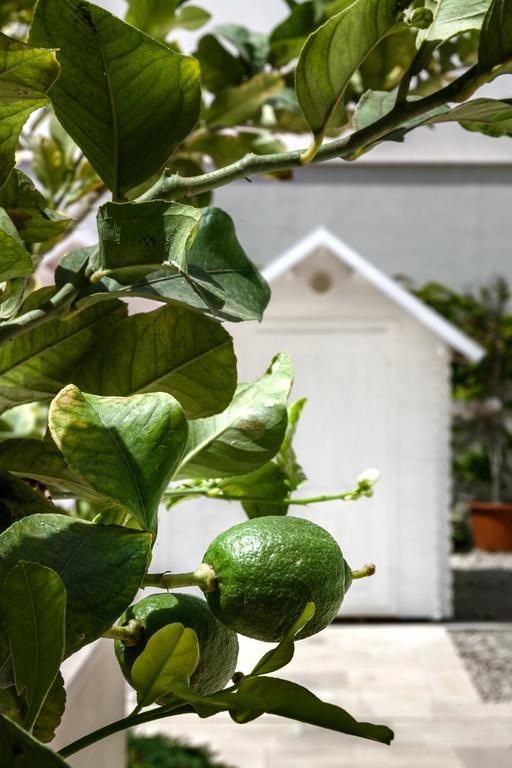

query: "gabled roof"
left=262, top=227, right=484, bottom=363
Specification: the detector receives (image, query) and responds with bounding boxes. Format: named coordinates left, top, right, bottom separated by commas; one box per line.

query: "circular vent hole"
left=310, top=271, right=332, bottom=294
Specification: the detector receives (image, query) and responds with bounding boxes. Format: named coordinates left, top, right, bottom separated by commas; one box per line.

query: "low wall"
left=52, top=639, right=126, bottom=768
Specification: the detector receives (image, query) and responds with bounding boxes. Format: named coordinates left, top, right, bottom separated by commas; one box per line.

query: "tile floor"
left=135, top=625, right=512, bottom=768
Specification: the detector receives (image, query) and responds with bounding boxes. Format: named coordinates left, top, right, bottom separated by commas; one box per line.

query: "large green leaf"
left=132, top=623, right=199, bottom=709
left=49, top=386, right=188, bottom=530
left=164, top=674, right=394, bottom=744
left=66, top=209, right=270, bottom=323
left=205, top=73, right=284, bottom=128
left=74, top=305, right=237, bottom=420
left=0, top=299, right=126, bottom=415
left=0, top=712, right=71, bottom=767
left=0, top=470, right=58, bottom=534
left=93, top=200, right=201, bottom=283
left=178, top=353, right=293, bottom=479
left=0, top=34, right=59, bottom=189
left=0, top=514, right=152, bottom=685
left=0, top=169, right=70, bottom=243
left=4, top=562, right=65, bottom=731
left=479, top=0, right=512, bottom=67
left=0, top=208, right=34, bottom=281
left=0, top=438, right=106, bottom=501
left=419, top=0, right=492, bottom=43
left=29, top=0, right=201, bottom=198
left=296, top=0, right=402, bottom=139
left=230, top=677, right=394, bottom=743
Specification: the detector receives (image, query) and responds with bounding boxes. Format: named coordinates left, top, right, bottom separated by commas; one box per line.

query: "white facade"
left=153, top=230, right=483, bottom=620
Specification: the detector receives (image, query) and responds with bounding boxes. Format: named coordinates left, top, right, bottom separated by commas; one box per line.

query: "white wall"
left=154, top=247, right=452, bottom=617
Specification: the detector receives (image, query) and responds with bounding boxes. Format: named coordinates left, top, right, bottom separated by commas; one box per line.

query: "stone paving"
left=135, top=624, right=512, bottom=768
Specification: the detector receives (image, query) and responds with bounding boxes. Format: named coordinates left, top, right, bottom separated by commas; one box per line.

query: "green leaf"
left=0, top=470, right=58, bottom=534
left=195, top=34, right=245, bottom=93
left=132, top=623, right=200, bottom=708
left=165, top=674, right=393, bottom=744
left=270, top=1, right=325, bottom=67
left=33, top=672, right=66, bottom=743
left=220, top=462, right=291, bottom=519
left=176, top=6, right=211, bottom=31
left=73, top=208, right=270, bottom=323
left=0, top=208, right=34, bottom=281
left=0, top=438, right=107, bottom=501
left=184, top=207, right=271, bottom=322
left=4, top=562, right=65, bottom=731
left=74, top=305, right=237, bottom=420
left=0, top=278, right=26, bottom=321
left=0, top=672, right=66, bottom=743
left=0, top=513, right=152, bottom=685
left=215, top=24, right=270, bottom=74
left=296, top=0, right=402, bottom=139
left=231, top=677, right=394, bottom=743
left=0, top=712, right=72, bottom=767
left=0, top=299, right=126, bottom=415
left=249, top=603, right=315, bottom=676
left=94, top=200, right=201, bottom=283
left=479, top=0, right=512, bottom=67
left=275, top=398, right=307, bottom=491
left=0, top=34, right=59, bottom=189
left=431, top=98, right=512, bottom=136
left=0, top=169, right=70, bottom=243
left=178, top=352, right=293, bottom=479
left=29, top=0, right=201, bottom=197
left=49, top=386, right=188, bottom=531
left=125, top=0, right=179, bottom=39
left=205, top=73, right=284, bottom=128
left=420, top=0, right=492, bottom=44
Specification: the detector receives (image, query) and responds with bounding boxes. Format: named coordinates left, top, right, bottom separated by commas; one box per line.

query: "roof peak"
left=262, top=228, right=484, bottom=363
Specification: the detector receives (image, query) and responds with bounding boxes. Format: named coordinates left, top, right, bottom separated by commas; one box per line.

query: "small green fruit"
left=115, top=592, right=239, bottom=697
left=203, top=516, right=352, bottom=642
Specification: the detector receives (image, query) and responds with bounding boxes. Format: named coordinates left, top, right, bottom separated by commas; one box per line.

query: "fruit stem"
left=102, top=619, right=143, bottom=646
left=351, top=563, right=376, bottom=580
left=142, top=563, right=217, bottom=593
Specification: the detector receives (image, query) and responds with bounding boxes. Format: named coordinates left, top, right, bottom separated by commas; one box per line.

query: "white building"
left=153, top=229, right=484, bottom=620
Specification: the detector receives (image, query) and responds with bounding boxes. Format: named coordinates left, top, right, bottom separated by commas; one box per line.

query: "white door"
left=153, top=319, right=398, bottom=617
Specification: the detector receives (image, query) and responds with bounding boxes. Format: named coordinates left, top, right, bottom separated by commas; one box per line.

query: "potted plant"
left=415, top=278, right=512, bottom=551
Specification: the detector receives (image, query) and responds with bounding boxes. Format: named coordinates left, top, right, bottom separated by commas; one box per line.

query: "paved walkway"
left=136, top=625, right=512, bottom=768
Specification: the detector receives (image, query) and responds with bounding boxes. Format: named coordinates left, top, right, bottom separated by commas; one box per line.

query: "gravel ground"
left=449, top=629, right=512, bottom=702
left=451, top=551, right=512, bottom=621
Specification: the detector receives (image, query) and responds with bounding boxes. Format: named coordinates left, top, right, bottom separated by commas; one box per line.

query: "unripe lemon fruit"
left=114, top=592, right=239, bottom=697
left=203, top=516, right=352, bottom=642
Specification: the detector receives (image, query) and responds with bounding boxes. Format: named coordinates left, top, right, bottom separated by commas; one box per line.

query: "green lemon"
left=203, top=516, right=352, bottom=642
left=114, top=592, right=239, bottom=697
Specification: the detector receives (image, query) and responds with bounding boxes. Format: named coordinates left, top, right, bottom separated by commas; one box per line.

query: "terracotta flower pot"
left=470, top=500, right=512, bottom=552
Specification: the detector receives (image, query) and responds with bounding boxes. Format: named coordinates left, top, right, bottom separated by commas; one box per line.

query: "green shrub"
left=128, top=733, right=235, bottom=768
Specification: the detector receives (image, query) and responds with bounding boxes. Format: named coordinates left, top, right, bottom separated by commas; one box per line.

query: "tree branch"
left=141, top=64, right=488, bottom=202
